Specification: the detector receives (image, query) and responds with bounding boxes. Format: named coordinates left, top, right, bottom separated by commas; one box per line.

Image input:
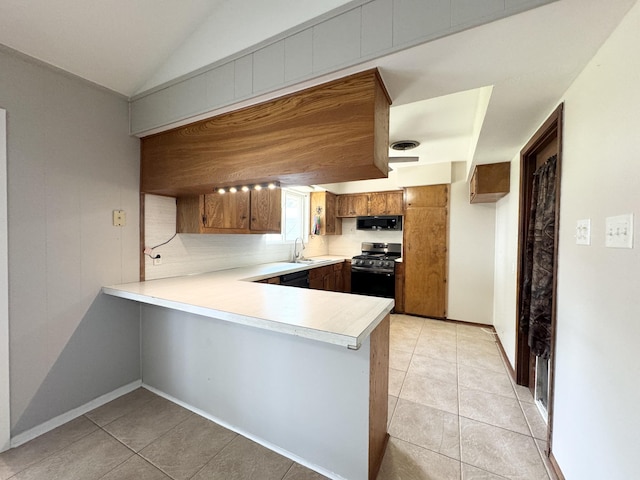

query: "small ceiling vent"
left=390, top=140, right=420, bottom=151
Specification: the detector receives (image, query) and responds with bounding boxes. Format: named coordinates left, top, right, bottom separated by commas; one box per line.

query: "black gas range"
left=351, top=242, right=402, bottom=299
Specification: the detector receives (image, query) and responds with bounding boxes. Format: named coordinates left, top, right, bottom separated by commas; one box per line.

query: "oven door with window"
left=351, top=268, right=395, bottom=299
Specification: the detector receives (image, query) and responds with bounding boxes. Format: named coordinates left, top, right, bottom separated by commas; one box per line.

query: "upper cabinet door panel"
left=285, top=29, right=313, bottom=82
left=253, top=41, right=285, bottom=94
left=392, top=0, right=451, bottom=47
left=205, top=63, right=235, bottom=110
left=250, top=188, right=281, bottom=233
left=405, top=184, right=448, bottom=209
left=312, top=8, right=361, bottom=72
left=234, top=55, right=253, bottom=99
left=362, top=0, right=393, bottom=56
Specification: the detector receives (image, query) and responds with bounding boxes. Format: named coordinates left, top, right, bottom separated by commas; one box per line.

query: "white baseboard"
left=142, top=383, right=346, bottom=480
left=10, top=380, right=142, bottom=448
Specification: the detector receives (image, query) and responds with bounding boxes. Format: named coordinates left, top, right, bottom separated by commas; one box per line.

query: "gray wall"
left=0, top=47, right=141, bottom=436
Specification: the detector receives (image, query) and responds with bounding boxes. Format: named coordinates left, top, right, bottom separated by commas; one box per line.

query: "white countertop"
left=102, top=256, right=393, bottom=350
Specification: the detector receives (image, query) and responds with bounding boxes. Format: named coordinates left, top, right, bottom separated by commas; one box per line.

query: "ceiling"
left=0, top=0, right=636, bottom=175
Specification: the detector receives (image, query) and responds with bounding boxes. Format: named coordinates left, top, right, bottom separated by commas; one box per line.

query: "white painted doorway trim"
left=0, top=108, right=9, bottom=452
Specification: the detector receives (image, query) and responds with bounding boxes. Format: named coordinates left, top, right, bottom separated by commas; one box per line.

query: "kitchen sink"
left=295, top=258, right=326, bottom=264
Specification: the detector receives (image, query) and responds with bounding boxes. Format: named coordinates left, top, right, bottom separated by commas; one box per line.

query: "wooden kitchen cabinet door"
left=403, top=185, right=449, bottom=319
left=250, top=188, right=281, bottom=233
left=369, top=191, right=404, bottom=215
left=337, top=194, right=369, bottom=217
left=203, top=191, right=250, bottom=229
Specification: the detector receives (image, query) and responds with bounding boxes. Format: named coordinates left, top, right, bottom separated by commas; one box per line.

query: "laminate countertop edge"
left=103, top=257, right=394, bottom=350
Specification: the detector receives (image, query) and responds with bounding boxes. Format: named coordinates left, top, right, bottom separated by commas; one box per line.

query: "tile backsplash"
left=144, top=195, right=329, bottom=280
left=325, top=218, right=403, bottom=257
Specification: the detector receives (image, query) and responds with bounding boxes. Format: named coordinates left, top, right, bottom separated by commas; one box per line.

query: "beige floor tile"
left=413, top=338, right=457, bottom=363
left=102, top=396, right=193, bottom=452
left=100, top=455, right=171, bottom=480
left=457, top=324, right=498, bottom=343
left=377, top=437, right=461, bottom=480
left=462, top=463, right=509, bottom=479
left=458, top=348, right=506, bottom=373
left=140, top=414, right=236, bottom=480
left=282, top=462, right=330, bottom=479
left=423, top=318, right=457, bottom=333
left=389, top=348, right=412, bottom=371
left=399, top=372, right=459, bottom=414
left=390, top=332, right=418, bottom=353
left=513, top=384, right=535, bottom=404
left=0, top=416, right=98, bottom=480
left=389, top=399, right=460, bottom=460
left=191, top=436, right=292, bottom=480
left=391, top=314, right=424, bottom=330
left=460, top=418, right=549, bottom=480
left=11, top=430, right=132, bottom=480
left=388, top=368, right=406, bottom=397
left=86, top=388, right=158, bottom=427
left=458, top=364, right=515, bottom=399
left=388, top=395, right=398, bottom=428
left=408, top=353, right=457, bottom=385
left=521, top=402, right=548, bottom=440
left=459, top=388, right=530, bottom=435
left=457, top=338, right=501, bottom=358
left=418, top=327, right=457, bottom=345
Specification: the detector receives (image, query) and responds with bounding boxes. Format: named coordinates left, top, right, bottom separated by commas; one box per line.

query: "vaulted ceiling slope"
left=0, top=0, right=353, bottom=96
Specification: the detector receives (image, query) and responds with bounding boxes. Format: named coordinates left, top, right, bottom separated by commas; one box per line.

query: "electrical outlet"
left=113, top=210, right=126, bottom=227
left=576, top=219, right=591, bottom=245
left=605, top=214, right=633, bottom=249
left=153, top=255, right=162, bottom=266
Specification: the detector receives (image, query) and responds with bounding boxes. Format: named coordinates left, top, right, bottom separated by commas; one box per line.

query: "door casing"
left=515, top=103, right=563, bottom=454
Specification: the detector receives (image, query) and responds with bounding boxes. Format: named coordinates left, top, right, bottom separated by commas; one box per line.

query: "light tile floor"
left=0, top=314, right=555, bottom=480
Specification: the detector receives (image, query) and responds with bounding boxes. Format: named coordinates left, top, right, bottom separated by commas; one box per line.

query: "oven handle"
left=351, top=266, right=395, bottom=275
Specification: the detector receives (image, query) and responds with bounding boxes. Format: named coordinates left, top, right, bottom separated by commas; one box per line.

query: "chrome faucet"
left=293, top=237, right=306, bottom=262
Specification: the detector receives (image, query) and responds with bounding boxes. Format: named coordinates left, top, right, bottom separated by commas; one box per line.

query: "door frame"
left=1, top=108, right=9, bottom=452
left=515, top=103, right=563, bottom=453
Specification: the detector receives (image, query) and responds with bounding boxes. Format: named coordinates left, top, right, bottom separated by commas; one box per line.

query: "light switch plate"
left=113, top=210, right=126, bottom=227
left=605, top=214, right=633, bottom=248
left=576, top=219, right=591, bottom=245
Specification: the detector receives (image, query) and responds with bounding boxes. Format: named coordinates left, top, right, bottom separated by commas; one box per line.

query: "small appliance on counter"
left=356, top=215, right=402, bottom=231
left=351, top=242, right=402, bottom=299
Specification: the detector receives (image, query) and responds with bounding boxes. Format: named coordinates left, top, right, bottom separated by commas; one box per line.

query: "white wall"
left=493, top=2, right=640, bottom=477
left=552, top=3, right=640, bottom=478
left=447, top=162, right=496, bottom=324
left=0, top=49, right=141, bottom=436
left=493, top=156, right=521, bottom=366
left=0, top=109, right=9, bottom=451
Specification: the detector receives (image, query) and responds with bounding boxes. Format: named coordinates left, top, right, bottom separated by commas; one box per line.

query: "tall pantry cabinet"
left=403, top=185, right=449, bottom=318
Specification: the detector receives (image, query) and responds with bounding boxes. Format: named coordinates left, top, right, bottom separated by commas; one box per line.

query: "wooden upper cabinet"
left=141, top=69, right=391, bottom=197
left=470, top=162, right=510, bottom=203
left=177, top=188, right=281, bottom=234
left=337, top=194, right=370, bottom=217
left=310, top=191, right=342, bottom=235
left=203, top=191, right=249, bottom=229
left=369, top=191, right=404, bottom=215
left=405, top=185, right=449, bottom=208
left=250, top=188, right=281, bottom=233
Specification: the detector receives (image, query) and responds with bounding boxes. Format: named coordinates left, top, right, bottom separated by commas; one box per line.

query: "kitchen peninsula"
left=103, top=258, right=391, bottom=480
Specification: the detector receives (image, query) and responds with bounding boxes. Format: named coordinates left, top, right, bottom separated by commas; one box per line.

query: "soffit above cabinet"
left=141, top=69, right=391, bottom=197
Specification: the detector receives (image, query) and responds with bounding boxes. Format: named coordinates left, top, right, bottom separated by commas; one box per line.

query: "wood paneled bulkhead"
left=141, top=69, right=391, bottom=197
